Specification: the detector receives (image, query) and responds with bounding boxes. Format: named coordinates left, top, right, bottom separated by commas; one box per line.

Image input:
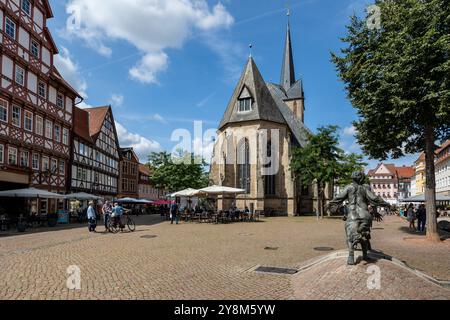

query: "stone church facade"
left=210, top=20, right=332, bottom=216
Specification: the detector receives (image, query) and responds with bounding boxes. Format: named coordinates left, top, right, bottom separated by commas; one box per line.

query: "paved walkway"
left=0, top=215, right=448, bottom=300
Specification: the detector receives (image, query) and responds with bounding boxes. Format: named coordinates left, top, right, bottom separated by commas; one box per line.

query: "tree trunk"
left=424, top=125, right=440, bottom=242
left=320, top=182, right=325, bottom=219
left=316, top=181, right=321, bottom=220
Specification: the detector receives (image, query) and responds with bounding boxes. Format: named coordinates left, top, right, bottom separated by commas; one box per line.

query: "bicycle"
left=108, top=214, right=136, bottom=234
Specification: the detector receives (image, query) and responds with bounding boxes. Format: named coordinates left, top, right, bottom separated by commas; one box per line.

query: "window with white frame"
left=21, top=0, right=31, bottom=16
left=35, top=115, right=43, bottom=135
left=24, top=111, right=33, bottom=132
left=8, top=147, right=17, bottom=165
left=51, top=159, right=57, bottom=172
left=42, top=156, right=49, bottom=171
left=5, top=17, right=16, bottom=39
left=31, top=39, right=40, bottom=58
left=32, top=153, right=39, bottom=170
left=20, top=151, right=29, bottom=167
left=62, top=128, right=69, bottom=145
left=54, top=125, right=61, bottom=143
left=56, top=93, right=64, bottom=108
left=12, top=106, right=21, bottom=127
left=59, top=161, right=65, bottom=175
left=0, top=145, right=4, bottom=164
left=0, top=99, right=8, bottom=123
left=38, top=82, right=46, bottom=99
left=45, top=120, right=52, bottom=139
left=15, top=66, right=25, bottom=86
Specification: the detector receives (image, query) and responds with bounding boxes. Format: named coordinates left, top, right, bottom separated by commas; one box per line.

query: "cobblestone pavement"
left=0, top=215, right=448, bottom=300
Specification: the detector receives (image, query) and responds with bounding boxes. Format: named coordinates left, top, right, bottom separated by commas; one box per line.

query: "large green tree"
left=332, top=0, right=450, bottom=241
left=291, top=126, right=367, bottom=219
left=147, top=151, right=209, bottom=193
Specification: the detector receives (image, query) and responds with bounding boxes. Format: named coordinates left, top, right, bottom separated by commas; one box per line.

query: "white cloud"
left=115, top=122, right=162, bottom=162
left=65, top=0, right=234, bottom=84
left=54, top=46, right=88, bottom=98
left=129, top=52, right=168, bottom=84
left=76, top=101, right=94, bottom=109
left=343, top=125, right=357, bottom=136
left=150, top=113, right=167, bottom=124
left=109, top=94, right=124, bottom=107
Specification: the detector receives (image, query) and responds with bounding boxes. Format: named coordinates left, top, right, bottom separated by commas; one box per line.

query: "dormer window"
left=237, top=86, right=253, bottom=112
left=238, top=98, right=252, bottom=112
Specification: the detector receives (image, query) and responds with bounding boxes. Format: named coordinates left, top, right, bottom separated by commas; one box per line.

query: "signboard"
left=57, top=210, right=69, bottom=224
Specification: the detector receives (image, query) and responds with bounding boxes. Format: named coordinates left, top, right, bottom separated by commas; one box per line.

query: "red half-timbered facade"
left=119, top=148, right=139, bottom=199
left=0, top=0, right=81, bottom=213
left=71, top=106, right=120, bottom=200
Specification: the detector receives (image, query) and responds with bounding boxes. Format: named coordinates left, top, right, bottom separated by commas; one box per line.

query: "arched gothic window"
left=238, top=139, right=250, bottom=193
left=264, top=140, right=276, bottom=195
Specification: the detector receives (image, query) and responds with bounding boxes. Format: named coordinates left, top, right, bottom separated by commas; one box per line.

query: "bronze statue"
left=328, top=171, right=389, bottom=265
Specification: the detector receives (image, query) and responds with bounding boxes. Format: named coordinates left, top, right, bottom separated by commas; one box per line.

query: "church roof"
left=267, top=83, right=310, bottom=147
left=280, top=21, right=296, bottom=92
left=218, top=57, right=287, bottom=129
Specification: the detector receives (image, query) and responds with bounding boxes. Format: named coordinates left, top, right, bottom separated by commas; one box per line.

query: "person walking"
left=406, top=203, right=416, bottom=231
left=170, top=202, right=179, bottom=225
left=102, top=201, right=113, bottom=232
left=87, top=201, right=97, bottom=233
left=417, top=204, right=427, bottom=233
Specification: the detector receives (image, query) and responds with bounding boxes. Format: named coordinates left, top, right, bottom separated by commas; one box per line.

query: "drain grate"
left=255, top=266, right=298, bottom=275
left=141, top=235, right=157, bottom=239
left=313, top=247, right=334, bottom=252
left=264, top=247, right=279, bottom=251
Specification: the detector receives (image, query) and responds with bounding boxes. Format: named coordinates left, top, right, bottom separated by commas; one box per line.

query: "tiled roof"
left=43, top=0, right=54, bottom=18
left=396, top=166, right=415, bottom=179
left=139, top=164, right=152, bottom=176
left=436, top=140, right=450, bottom=154
left=73, top=107, right=93, bottom=143
left=85, top=106, right=110, bottom=138
left=368, top=163, right=415, bottom=179
left=50, top=66, right=81, bottom=97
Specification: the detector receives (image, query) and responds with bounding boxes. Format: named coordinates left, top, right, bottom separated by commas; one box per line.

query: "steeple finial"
left=249, top=44, right=253, bottom=58
left=280, top=9, right=296, bottom=92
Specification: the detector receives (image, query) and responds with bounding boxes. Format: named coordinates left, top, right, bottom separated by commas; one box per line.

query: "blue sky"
left=48, top=0, right=418, bottom=168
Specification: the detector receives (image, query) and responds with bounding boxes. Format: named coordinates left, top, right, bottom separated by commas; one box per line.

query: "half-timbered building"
left=0, top=0, right=81, bottom=214
left=119, top=147, right=139, bottom=199
left=71, top=106, right=120, bottom=200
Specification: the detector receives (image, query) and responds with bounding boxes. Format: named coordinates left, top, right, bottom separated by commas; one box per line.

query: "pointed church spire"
left=280, top=10, right=296, bottom=92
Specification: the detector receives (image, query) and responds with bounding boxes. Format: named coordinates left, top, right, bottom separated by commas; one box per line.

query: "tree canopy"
left=147, top=151, right=209, bottom=193
left=291, top=125, right=367, bottom=217
left=332, top=0, right=450, bottom=240
left=332, top=0, right=449, bottom=158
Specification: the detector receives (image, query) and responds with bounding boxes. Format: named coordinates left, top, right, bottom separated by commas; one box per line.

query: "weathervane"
left=249, top=44, right=253, bottom=58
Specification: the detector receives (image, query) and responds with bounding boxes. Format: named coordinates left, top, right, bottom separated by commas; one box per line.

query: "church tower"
left=280, top=14, right=305, bottom=123
left=210, top=10, right=315, bottom=216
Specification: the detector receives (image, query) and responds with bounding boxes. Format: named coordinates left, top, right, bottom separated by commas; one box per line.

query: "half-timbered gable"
left=71, top=106, right=120, bottom=200
left=0, top=0, right=81, bottom=212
